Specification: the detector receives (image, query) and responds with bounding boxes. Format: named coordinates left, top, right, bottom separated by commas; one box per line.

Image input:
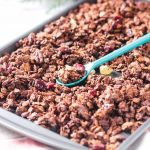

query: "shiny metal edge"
left=0, top=108, right=88, bottom=150
left=117, top=119, right=150, bottom=150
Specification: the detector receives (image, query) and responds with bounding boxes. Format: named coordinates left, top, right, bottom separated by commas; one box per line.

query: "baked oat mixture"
left=57, top=64, right=85, bottom=83
left=0, top=0, right=150, bottom=149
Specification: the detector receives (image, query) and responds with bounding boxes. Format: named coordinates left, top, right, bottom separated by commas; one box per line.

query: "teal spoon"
left=56, top=33, right=150, bottom=87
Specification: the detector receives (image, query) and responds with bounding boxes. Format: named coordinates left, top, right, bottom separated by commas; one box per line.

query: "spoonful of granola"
left=56, top=33, right=150, bottom=87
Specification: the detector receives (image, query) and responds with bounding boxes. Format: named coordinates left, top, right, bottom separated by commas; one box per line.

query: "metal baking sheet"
left=0, top=0, right=149, bottom=150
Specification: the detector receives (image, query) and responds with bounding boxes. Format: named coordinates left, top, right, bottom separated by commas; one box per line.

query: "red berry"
left=92, top=144, right=106, bottom=150
left=46, top=82, right=55, bottom=89
left=74, top=64, right=85, bottom=71
left=114, top=15, right=122, bottom=21
left=35, top=79, right=46, bottom=91
left=89, top=89, right=97, bottom=97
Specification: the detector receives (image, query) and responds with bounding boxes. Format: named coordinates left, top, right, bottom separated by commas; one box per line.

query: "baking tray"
left=0, top=0, right=150, bottom=150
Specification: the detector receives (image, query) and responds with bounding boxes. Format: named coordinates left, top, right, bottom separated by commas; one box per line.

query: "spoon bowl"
left=56, top=71, right=88, bottom=87
left=56, top=33, right=150, bottom=87
left=56, top=63, right=94, bottom=87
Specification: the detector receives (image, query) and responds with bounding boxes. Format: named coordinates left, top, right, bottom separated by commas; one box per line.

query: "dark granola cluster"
left=58, top=64, right=85, bottom=83
left=0, top=0, right=150, bottom=150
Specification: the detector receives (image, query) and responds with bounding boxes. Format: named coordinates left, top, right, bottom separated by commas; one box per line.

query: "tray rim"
left=0, top=108, right=88, bottom=150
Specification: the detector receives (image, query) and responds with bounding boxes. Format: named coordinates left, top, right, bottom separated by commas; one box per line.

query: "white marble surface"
left=0, top=0, right=45, bottom=47
left=0, top=0, right=73, bottom=48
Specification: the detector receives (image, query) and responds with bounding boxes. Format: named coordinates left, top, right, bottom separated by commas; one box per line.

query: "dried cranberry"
left=35, top=79, right=46, bottom=91
left=92, top=144, right=106, bottom=150
left=46, top=82, right=55, bottom=89
left=114, top=15, right=122, bottom=21
left=89, top=89, right=97, bottom=97
left=74, top=64, right=85, bottom=71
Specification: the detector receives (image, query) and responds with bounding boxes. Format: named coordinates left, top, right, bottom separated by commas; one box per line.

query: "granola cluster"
left=0, top=0, right=150, bottom=150
left=57, top=64, right=85, bottom=84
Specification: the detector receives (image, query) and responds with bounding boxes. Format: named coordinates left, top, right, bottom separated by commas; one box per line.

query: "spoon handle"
left=91, top=33, right=150, bottom=69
